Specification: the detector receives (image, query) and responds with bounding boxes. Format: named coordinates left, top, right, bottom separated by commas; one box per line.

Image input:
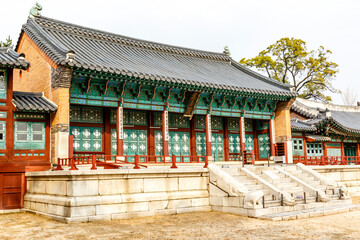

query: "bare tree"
left=342, top=87, right=358, bottom=106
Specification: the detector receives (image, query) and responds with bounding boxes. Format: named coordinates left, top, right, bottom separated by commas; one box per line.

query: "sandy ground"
left=0, top=197, right=359, bottom=240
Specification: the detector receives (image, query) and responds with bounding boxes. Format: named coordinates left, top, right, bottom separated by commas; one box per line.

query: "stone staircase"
left=209, top=163, right=358, bottom=220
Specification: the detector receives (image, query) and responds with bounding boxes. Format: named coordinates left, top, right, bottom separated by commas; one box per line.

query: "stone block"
left=309, top=211, right=324, bottom=218
left=176, top=206, right=211, bottom=214
left=155, top=209, right=177, bottom=215
left=191, top=198, right=210, bottom=207
left=209, top=183, right=228, bottom=197
left=46, top=181, right=67, bottom=196
left=222, top=197, right=242, bottom=207
left=111, top=211, right=154, bottom=220
left=167, top=190, right=208, bottom=200
left=28, top=180, right=46, bottom=194
left=179, top=177, right=207, bottom=191
left=149, top=200, right=169, bottom=210
left=24, top=201, right=31, bottom=209
left=47, top=204, right=70, bottom=217
left=342, top=172, right=357, bottom=181
left=96, top=204, right=127, bottom=215
left=209, top=196, right=222, bottom=206
left=125, top=202, right=149, bottom=212
left=126, top=179, right=144, bottom=193
left=67, top=180, right=98, bottom=197
left=168, top=199, right=191, bottom=209
left=88, top=215, right=112, bottom=222
left=282, top=215, right=297, bottom=220
left=143, top=178, right=178, bottom=192
left=296, top=212, right=310, bottom=219
left=70, top=206, right=96, bottom=217
left=99, top=179, right=127, bottom=195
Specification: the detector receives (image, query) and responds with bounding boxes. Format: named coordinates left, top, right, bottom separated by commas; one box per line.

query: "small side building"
left=0, top=47, right=56, bottom=210
left=291, top=98, right=360, bottom=163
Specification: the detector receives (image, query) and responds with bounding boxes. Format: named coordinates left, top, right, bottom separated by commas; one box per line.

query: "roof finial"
left=29, top=2, right=42, bottom=18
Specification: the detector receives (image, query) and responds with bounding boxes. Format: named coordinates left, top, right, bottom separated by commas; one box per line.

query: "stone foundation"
left=313, top=166, right=360, bottom=196
left=24, top=168, right=210, bottom=222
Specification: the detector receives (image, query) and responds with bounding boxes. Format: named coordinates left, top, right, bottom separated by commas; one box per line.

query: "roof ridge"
left=34, top=15, right=231, bottom=62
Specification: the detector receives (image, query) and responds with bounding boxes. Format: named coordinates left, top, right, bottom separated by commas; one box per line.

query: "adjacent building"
left=13, top=12, right=296, bottom=164
left=291, top=98, right=360, bottom=163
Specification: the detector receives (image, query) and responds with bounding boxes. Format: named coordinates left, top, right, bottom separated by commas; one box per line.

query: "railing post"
left=54, top=158, right=64, bottom=171
left=204, top=155, right=208, bottom=168
left=171, top=155, right=177, bottom=169
left=134, top=155, right=140, bottom=169
left=69, top=157, right=78, bottom=170
left=91, top=155, right=97, bottom=170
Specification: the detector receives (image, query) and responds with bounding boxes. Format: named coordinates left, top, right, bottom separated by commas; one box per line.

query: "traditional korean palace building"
left=12, top=13, right=297, bottom=165
left=0, top=47, right=56, bottom=209
left=291, top=98, right=360, bottom=162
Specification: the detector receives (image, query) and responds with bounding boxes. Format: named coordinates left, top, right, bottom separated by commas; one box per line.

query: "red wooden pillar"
left=205, top=114, right=212, bottom=157
left=190, top=117, right=197, bottom=161
left=356, top=143, right=360, bottom=157
left=116, top=106, right=124, bottom=156
left=224, top=117, right=229, bottom=161
left=269, top=118, right=275, bottom=157
left=239, top=116, right=246, bottom=155
left=341, top=142, right=345, bottom=157
left=68, top=135, right=74, bottom=158
left=162, top=110, right=169, bottom=156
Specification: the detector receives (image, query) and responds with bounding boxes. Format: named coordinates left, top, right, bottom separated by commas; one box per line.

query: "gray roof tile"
left=12, top=91, right=57, bottom=112
left=17, top=16, right=296, bottom=97
left=0, top=48, right=29, bottom=69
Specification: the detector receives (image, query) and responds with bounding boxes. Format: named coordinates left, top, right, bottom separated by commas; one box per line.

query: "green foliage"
left=239, top=37, right=339, bottom=102
left=0, top=36, right=12, bottom=48
left=223, top=45, right=231, bottom=56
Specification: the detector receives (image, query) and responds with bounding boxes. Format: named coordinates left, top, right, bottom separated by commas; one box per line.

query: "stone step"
left=233, top=175, right=255, bottom=181
left=258, top=204, right=360, bottom=221
left=275, top=182, right=298, bottom=188
left=279, top=187, right=304, bottom=193
left=282, top=165, right=298, bottom=171
left=271, top=178, right=292, bottom=183
left=246, top=184, right=264, bottom=191
left=221, top=168, right=242, bottom=175
left=263, top=199, right=282, bottom=207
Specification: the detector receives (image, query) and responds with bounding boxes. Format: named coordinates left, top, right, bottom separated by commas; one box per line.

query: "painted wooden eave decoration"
left=0, top=48, right=29, bottom=70
left=12, top=91, right=57, bottom=113
left=183, top=92, right=201, bottom=118
left=16, top=14, right=297, bottom=100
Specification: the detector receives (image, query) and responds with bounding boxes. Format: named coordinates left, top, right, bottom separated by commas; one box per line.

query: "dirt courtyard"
left=0, top=198, right=359, bottom=240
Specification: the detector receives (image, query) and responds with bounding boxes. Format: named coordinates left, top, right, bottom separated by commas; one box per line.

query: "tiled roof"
left=291, top=100, right=319, bottom=118
left=17, top=16, right=297, bottom=97
left=305, top=134, right=331, bottom=142
left=291, top=119, right=317, bottom=131
left=0, top=48, right=29, bottom=69
left=328, top=111, right=360, bottom=134
left=12, top=91, right=57, bottom=112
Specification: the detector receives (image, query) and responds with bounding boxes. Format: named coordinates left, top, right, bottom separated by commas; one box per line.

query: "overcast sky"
left=1, top=0, right=359, bottom=104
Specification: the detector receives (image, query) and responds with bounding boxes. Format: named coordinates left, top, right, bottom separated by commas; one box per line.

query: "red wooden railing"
left=293, top=156, right=360, bottom=165
left=55, top=155, right=209, bottom=170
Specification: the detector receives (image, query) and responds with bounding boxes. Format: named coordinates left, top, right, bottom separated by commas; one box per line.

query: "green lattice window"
left=0, top=71, right=6, bottom=99
left=15, top=122, right=45, bottom=150
left=211, top=116, right=223, bottom=130
left=168, top=131, right=190, bottom=161
left=258, top=133, right=270, bottom=159
left=70, top=127, right=102, bottom=152
left=70, top=106, right=103, bottom=123
left=123, top=129, right=147, bottom=161
left=211, top=133, right=224, bottom=161
left=0, top=121, right=6, bottom=149
left=245, top=119, right=253, bottom=131
left=306, top=143, right=323, bottom=156
left=111, top=128, right=117, bottom=155
left=245, top=134, right=254, bottom=151
left=195, top=115, right=206, bottom=129
left=154, top=131, right=163, bottom=156
left=169, top=113, right=189, bottom=128
left=110, top=109, right=117, bottom=124
left=227, top=118, right=239, bottom=131
left=228, top=134, right=241, bottom=153
left=292, top=138, right=304, bottom=156
left=153, top=112, right=162, bottom=126
left=124, top=110, right=147, bottom=126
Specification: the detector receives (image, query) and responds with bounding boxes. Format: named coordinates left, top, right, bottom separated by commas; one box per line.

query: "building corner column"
left=274, top=99, right=295, bottom=164
left=269, top=117, right=276, bottom=157
left=50, top=67, right=73, bottom=163
left=239, top=116, right=246, bottom=157
left=162, top=110, right=169, bottom=159
left=205, top=114, right=212, bottom=160
left=116, top=106, right=124, bottom=156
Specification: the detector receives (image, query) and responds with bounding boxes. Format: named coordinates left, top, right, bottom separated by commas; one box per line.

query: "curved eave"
left=72, top=68, right=297, bottom=100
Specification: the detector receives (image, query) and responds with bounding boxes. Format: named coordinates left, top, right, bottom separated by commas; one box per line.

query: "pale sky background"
left=1, top=0, right=359, bottom=104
